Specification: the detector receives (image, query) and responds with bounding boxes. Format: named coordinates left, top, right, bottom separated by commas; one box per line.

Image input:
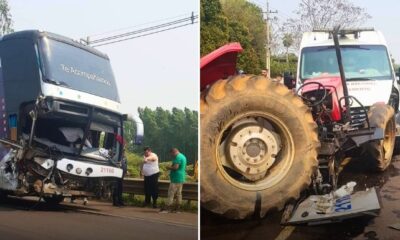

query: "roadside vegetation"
left=123, top=106, right=198, bottom=182
left=201, top=0, right=372, bottom=77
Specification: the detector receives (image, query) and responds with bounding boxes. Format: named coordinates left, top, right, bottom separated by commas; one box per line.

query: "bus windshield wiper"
left=317, top=45, right=370, bottom=51
left=44, top=78, right=70, bottom=87
left=346, top=77, right=373, bottom=81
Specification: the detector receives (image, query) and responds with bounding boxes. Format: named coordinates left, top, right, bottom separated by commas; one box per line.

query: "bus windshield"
left=300, top=45, right=393, bottom=81
left=40, top=37, right=120, bottom=102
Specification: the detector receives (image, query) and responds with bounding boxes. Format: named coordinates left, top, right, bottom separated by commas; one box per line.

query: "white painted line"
left=75, top=209, right=198, bottom=229
left=274, top=226, right=296, bottom=240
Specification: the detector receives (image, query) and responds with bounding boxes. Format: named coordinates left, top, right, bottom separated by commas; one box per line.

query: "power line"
left=88, top=12, right=192, bottom=38
left=82, top=12, right=198, bottom=47
left=90, top=16, right=195, bottom=44
left=92, top=21, right=198, bottom=47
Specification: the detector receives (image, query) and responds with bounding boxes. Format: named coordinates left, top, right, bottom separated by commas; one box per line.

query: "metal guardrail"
left=123, top=178, right=198, bottom=201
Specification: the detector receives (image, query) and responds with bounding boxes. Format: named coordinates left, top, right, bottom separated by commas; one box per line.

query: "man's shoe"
left=170, top=209, right=181, bottom=213
left=159, top=207, right=169, bottom=213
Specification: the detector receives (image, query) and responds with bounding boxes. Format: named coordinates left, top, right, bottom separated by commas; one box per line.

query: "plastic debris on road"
left=288, top=183, right=380, bottom=225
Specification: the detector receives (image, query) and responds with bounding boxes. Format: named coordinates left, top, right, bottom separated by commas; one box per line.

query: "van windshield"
left=39, top=37, right=120, bottom=102
left=300, top=45, right=393, bottom=81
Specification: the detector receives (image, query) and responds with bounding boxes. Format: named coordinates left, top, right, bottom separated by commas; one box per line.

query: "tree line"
left=201, top=0, right=266, bottom=74
left=124, top=107, right=198, bottom=165
left=201, top=0, right=370, bottom=77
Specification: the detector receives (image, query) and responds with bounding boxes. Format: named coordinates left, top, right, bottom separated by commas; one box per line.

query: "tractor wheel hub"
left=227, top=124, right=280, bottom=181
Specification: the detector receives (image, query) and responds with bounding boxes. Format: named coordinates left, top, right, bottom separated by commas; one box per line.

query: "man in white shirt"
left=141, top=147, right=160, bottom=208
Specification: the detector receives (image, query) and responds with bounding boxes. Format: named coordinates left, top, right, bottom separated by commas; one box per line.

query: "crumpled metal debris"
left=59, top=127, right=92, bottom=148
left=334, top=181, right=356, bottom=198
left=99, top=148, right=109, bottom=158
left=0, top=147, right=18, bottom=190
left=389, top=222, right=400, bottom=231
left=314, top=194, right=334, bottom=214
left=309, top=181, right=357, bottom=214
left=59, top=127, right=84, bottom=143
left=289, top=186, right=380, bottom=224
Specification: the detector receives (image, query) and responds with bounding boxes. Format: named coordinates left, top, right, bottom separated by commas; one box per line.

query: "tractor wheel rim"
left=216, top=111, right=295, bottom=191
left=228, top=124, right=279, bottom=181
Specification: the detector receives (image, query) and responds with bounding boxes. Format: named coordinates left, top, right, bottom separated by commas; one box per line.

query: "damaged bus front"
left=0, top=30, right=143, bottom=204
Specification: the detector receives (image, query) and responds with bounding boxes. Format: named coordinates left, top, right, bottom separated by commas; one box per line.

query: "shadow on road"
left=201, top=156, right=400, bottom=240
left=0, top=196, right=92, bottom=213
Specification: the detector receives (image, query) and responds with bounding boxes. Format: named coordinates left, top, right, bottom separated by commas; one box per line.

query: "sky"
left=253, top=0, right=400, bottom=63
left=9, top=0, right=199, bottom=114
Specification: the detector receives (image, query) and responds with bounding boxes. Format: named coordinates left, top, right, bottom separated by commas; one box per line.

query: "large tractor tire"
left=200, top=75, right=319, bottom=219
left=393, top=113, right=400, bottom=155
left=363, top=103, right=396, bottom=171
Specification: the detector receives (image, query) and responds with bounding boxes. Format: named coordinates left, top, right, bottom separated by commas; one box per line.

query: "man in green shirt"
left=160, top=148, right=187, bottom=213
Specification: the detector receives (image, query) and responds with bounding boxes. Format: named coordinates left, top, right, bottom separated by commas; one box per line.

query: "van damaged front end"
left=0, top=96, right=127, bottom=201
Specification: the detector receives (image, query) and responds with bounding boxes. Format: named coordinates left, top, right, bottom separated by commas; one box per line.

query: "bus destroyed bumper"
left=34, top=157, right=123, bottom=178
left=32, top=158, right=123, bottom=196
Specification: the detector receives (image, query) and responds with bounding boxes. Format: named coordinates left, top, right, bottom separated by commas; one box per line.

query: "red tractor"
left=200, top=28, right=394, bottom=220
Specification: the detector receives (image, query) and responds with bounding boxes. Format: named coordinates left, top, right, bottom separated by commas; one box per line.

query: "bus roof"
left=1, top=30, right=109, bottom=59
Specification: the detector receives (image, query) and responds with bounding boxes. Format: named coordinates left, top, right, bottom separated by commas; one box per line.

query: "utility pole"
left=264, top=1, right=277, bottom=78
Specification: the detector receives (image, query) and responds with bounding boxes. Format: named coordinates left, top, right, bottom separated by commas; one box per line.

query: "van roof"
left=300, top=29, right=387, bottom=49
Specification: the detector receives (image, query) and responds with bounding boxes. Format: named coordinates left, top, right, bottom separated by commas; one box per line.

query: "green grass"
left=126, top=151, right=143, bottom=178
left=122, top=193, right=198, bottom=213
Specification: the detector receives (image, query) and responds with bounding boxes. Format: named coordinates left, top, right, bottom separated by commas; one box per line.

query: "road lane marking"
left=74, top=208, right=198, bottom=229
left=274, top=226, right=296, bottom=240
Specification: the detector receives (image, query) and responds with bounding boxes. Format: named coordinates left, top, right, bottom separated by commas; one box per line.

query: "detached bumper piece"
left=287, top=188, right=380, bottom=225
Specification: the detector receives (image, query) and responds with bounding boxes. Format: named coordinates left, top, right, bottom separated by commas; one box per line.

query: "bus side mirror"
left=131, top=115, right=144, bottom=145
left=396, top=67, right=400, bottom=83
left=283, top=72, right=295, bottom=89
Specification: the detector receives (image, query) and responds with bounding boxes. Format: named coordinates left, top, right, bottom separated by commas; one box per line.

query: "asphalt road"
left=201, top=156, right=400, bottom=240
left=0, top=197, right=197, bottom=240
